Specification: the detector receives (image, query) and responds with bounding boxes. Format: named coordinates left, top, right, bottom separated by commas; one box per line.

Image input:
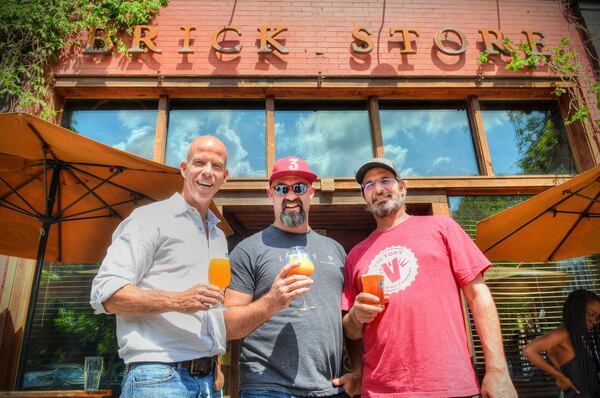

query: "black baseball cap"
left=355, top=158, right=400, bottom=184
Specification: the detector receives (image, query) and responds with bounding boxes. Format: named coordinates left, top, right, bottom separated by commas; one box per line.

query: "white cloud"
left=278, top=111, right=372, bottom=177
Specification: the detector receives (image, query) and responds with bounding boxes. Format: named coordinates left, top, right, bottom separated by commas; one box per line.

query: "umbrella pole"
left=15, top=165, right=60, bottom=389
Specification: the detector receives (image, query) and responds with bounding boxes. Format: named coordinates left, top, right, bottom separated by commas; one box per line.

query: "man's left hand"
left=480, top=369, right=517, bottom=398
left=332, top=371, right=361, bottom=397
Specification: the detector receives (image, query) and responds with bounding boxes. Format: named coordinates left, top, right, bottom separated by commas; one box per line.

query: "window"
left=20, top=263, right=121, bottom=392
left=62, top=99, right=158, bottom=160
left=275, top=101, right=373, bottom=177
left=480, top=101, right=577, bottom=175
left=449, top=196, right=600, bottom=397
left=378, top=101, right=480, bottom=176
left=167, top=100, right=267, bottom=177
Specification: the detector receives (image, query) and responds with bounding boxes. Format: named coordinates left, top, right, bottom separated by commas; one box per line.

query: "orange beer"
left=361, top=274, right=385, bottom=309
left=287, top=256, right=314, bottom=277
left=208, top=258, right=231, bottom=289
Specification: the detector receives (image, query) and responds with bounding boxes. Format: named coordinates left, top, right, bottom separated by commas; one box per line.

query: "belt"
left=127, top=355, right=217, bottom=376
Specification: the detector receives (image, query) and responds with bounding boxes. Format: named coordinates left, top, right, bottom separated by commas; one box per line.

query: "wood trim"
left=0, top=258, right=36, bottom=389
left=431, top=201, right=451, bottom=216
left=0, top=391, right=112, bottom=397
left=368, top=97, right=384, bottom=157
left=216, top=175, right=574, bottom=194
left=467, top=96, right=494, bottom=176
left=558, top=94, right=599, bottom=171
left=265, top=96, right=275, bottom=176
left=53, top=76, right=568, bottom=100
left=153, top=95, right=169, bottom=163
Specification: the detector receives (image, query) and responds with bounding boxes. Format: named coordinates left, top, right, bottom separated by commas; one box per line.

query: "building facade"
left=1, top=0, right=599, bottom=396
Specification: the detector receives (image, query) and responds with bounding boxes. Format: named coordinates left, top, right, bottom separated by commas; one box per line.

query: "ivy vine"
left=479, top=36, right=600, bottom=129
left=0, top=0, right=168, bottom=120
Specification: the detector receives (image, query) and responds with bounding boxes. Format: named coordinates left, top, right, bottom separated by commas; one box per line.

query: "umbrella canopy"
left=476, top=164, right=600, bottom=262
left=0, top=112, right=232, bottom=264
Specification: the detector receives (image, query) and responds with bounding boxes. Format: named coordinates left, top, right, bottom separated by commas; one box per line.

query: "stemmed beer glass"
left=208, top=257, right=231, bottom=310
left=286, top=246, right=315, bottom=312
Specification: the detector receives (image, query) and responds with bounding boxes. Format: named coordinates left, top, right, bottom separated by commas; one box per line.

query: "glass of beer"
left=361, top=274, right=385, bottom=309
left=209, top=257, right=231, bottom=310
left=286, top=246, right=315, bottom=312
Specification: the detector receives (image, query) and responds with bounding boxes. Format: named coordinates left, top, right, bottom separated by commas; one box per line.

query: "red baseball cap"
left=269, top=156, right=318, bottom=184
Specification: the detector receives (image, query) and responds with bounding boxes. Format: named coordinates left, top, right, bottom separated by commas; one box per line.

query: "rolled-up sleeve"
left=90, top=211, right=157, bottom=314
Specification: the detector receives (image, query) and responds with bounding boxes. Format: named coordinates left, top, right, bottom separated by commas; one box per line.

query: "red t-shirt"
left=342, top=215, right=491, bottom=397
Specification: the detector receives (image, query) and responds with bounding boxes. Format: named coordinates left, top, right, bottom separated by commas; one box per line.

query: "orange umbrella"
left=476, top=164, right=600, bottom=262
left=0, top=112, right=232, bottom=383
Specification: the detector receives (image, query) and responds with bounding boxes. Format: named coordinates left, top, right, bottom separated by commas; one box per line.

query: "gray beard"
left=280, top=200, right=306, bottom=228
left=368, top=193, right=405, bottom=219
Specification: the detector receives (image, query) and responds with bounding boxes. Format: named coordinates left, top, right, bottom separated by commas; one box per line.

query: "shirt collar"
left=168, top=193, right=220, bottom=229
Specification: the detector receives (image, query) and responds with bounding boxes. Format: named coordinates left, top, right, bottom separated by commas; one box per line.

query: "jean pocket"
left=240, top=391, right=287, bottom=398
left=130, top=364, right=177, bottom=386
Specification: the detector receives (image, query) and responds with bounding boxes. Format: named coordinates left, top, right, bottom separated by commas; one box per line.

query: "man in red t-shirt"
left=341, top=158, right=517, bottom=398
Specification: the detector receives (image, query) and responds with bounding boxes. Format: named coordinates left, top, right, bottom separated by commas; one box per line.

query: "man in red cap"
left=224, top=156, right=359, bottom=397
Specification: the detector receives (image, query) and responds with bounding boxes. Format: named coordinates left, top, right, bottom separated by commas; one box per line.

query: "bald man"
left=91, top=135, right=230, bottom=398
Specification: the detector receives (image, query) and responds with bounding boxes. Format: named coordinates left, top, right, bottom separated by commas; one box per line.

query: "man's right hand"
left=264, top=261, right=314, bottom=311
left=174, top=283, right=225, bottom=313
left=350, top=292, right=384, bottom=324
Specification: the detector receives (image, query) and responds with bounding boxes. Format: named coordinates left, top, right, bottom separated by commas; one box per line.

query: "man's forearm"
left=343, top=309, right=364, bottom=340
left=224, top=295, right=279, bottom=340
left=103, top=284, right=179, bottom=316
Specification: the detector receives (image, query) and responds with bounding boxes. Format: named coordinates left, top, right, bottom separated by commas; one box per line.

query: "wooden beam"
left=467, top=96, right=494, bottom=176
left=215, top=175, right=574, bottom=194
left=153, top=95, right=169, bottom=163
left=266, top=96, right=275, bottom=176
left=53, top=76, right=567, bottom=100
left=368, top=97, right=384, bottom=157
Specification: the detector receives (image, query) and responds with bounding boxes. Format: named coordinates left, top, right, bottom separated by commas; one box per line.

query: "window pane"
left=379, top=101, right=479, bottom=177
left=167, top=100, right=266, bottom=177
left=21, top=262, right=123, bottom=393
left=62, top=99, right=158, bottom=160
left=449, top=196, right=600, bottom=397
left=480, top=101, right=576, bottom=175
left=275, top=101, right=372, bottom=177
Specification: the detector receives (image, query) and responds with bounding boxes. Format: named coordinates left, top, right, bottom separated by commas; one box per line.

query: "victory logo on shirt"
left=367, top=245, right=418, bottom=293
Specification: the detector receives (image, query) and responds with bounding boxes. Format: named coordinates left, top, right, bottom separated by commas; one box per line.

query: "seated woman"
left=524, top=289, right=600, bottom=397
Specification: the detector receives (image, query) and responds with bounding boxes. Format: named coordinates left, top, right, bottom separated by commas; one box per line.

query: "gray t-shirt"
left=229, top=225, right=346, bottom=397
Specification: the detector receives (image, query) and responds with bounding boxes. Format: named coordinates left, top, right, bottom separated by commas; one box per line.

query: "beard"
left=280, top=199, right=306, bottom=228
left=367, top=192, right=406, bottom=219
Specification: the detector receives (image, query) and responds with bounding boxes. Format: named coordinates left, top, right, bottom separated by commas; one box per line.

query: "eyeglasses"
left=271, top=183, right=309, bottom=196
left=361, top=177, right=397, bottom=192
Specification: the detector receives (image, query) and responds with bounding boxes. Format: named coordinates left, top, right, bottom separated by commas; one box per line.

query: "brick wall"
left=53, top=0, right=591, bottom=79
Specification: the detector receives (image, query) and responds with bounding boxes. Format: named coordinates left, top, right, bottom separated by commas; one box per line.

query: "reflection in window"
left=167, top=100, right=266, bottom=177
left=480, top=101, right=576, bottom=175
left=275, top=101, right=372, bottom=177
left=379, top=101, right=479, bottom=177
left=449, top=196, right=599, bottom=396
left=21, top=262, right=122, bottom=392
left=62, top=99, right=158, bottom=160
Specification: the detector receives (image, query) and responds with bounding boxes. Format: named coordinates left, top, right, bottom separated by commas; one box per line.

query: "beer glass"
left=209, top=257, right=231, bottom=310
left=286, top=246, right=315, bottom=312
left=84, top=356, right=103, bottom=390
left=361, top=274, right=385, bottom=309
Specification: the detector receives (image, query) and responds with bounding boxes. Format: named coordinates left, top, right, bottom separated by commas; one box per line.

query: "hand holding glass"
left=208, top=257, right=231, bottom=310
left=286, top=246, right=315, bottom=312
left=361, top=274, right=385, bottom=309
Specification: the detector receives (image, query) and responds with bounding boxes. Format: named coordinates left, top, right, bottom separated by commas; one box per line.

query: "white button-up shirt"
left=90, top=193, right=228, bottom=364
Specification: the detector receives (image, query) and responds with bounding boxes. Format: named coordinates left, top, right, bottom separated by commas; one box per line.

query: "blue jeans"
left=241, top=391, right=348, bottom=398
left=121, top=363, right=222, bottom=398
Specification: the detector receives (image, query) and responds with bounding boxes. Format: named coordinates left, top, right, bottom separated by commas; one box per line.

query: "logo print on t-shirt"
left=367, top=245, right=418, bottom=293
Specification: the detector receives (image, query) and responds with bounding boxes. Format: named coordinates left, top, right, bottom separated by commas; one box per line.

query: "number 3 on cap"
left=289, top=158, right=299, bottom=170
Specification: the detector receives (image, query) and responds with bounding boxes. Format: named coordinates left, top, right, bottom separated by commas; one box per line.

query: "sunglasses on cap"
left=271, top=182, right=309, bottom=196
